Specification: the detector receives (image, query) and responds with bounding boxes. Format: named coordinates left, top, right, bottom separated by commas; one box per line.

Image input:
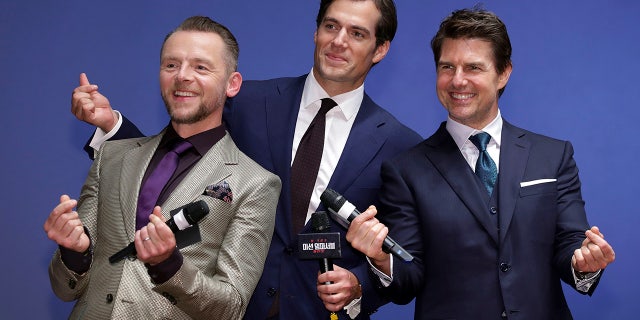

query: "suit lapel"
left=328, top=94, right=386, bottom=193
left=162, top=134, right=235, bottom=215
left=118, top=131, right=237, bottom=243
left=425, top=123, right=499, bottom=245
left=497, top=121, right=530, bottom=243
left=120, top=133, right=163, bottom=241
left=265, top=77, right=305, bottom=243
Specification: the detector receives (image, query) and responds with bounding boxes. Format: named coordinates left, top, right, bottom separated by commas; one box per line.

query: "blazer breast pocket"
left=519, top=180, right=557, bottom=197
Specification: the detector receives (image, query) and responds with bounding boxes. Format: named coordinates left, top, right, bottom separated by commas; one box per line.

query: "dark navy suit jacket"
left=376, top=121, right=600, bottom=320
left=100, top=75, right=423, bottom=319
left=225, top=76, right=422, bottom=319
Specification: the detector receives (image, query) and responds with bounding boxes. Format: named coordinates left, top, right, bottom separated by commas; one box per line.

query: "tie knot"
left=319, top=98, right=337, bottom=115
left=172, top=140, right=193, bottom=155
left=469, top=132, right=491, bottom=151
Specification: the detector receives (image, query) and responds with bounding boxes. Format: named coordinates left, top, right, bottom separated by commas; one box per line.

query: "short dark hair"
left=316, top=0, right=397, bottom=47
left=162, top=16, right=240, bottom=73
left=431, top=7, right=512, bottom=96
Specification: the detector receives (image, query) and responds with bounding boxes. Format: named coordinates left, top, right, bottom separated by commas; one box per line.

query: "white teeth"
left=452, top=93, right=474, bottom=99
left=175, top=91, right=196, bottom=97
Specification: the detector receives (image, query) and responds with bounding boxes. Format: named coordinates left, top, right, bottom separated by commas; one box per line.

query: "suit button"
left=284, top=247, right=293, bottom=255
left=267, top=288, right=277, bottom=297
left=68, top=279, right=76, bottom=289
left=500, top=262, right=510, bottom=272
left=490, top=206, right=498, bottom=214
left=106, top=293, right=113, bottom=304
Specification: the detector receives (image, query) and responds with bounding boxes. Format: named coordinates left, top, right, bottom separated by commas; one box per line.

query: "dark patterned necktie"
left=136, top=140, right=192, bottom=230
left=290, top=98, right=337, bottom=235
left=469, top=132, right=498, bottom=196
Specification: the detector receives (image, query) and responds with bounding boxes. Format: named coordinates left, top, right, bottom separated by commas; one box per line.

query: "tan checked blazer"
left=49, top=130, right=281, bottom=319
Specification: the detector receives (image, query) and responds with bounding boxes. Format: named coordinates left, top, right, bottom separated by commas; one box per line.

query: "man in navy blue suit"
left=71, top=1, right=422, bottom=318
left=346, top=8, right=615, bottom=319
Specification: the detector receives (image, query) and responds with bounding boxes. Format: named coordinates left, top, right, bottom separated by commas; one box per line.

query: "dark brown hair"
left=431, top=7, right=512, bottom=96
left=162, top=16, right=240, bottom=73
left=316, top=0, right=397, bottom=47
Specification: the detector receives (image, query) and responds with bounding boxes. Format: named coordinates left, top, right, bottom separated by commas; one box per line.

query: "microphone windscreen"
left=184, top=200, right=210, bottom=224
left=320, top=188, right=344, bottom=211
left=311, top=211, right=331, bottom=232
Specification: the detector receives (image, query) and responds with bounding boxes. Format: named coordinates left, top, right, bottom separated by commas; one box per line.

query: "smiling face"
left=312, top=0, right=389, bottom=96
left=436, top=37, right=511, bottom=129
left=159, top=30, right=241, bottom=136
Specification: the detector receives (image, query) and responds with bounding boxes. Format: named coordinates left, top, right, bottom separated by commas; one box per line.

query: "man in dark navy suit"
left=71, top=1, right=422, bottom=318
left=346, top=8, right=615, bottom=320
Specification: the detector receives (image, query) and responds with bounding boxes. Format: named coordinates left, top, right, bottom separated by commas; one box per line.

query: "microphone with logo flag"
left=109, top=200, right=209, bottom=264
left=298, top=211, right=342, bottom=284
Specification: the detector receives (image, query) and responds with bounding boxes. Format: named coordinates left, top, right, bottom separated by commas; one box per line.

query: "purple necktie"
left=136, top=140, right=192, bottom=230
left=290, top=98, right=337, bottom=235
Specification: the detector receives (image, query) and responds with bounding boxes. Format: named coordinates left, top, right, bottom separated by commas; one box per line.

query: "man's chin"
left=170, top=114, right=203, bottom=125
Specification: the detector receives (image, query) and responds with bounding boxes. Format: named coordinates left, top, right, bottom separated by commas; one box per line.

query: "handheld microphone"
left=320, top=189, right=414, bottom=262
left=297, top=211, right=342, bottom=284
left=109, top=200, right=209, bottom=264
left=311, top=211, right=334, bottom=284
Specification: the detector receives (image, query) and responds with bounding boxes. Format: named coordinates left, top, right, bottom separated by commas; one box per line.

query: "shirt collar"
left=446, top=109, right=503, bottom=151
left=301, top=69, right=363, bottom=121
left=160, top=123, right=227, bottom=156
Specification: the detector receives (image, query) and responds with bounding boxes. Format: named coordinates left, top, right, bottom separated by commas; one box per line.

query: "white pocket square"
left=520, top=179, right=556, bottom=187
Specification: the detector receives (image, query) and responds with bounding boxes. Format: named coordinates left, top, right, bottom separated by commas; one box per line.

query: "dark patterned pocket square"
left=203, top=181, right=233, bottom=203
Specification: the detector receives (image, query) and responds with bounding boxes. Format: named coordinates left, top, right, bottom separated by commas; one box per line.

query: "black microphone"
left=297, top=211, right=342, bottom=284
left=320, top=188, right=414, bottom=262
left=109, top=200, right=209, bottom=264
left=311, top=211, right=334, bottom=284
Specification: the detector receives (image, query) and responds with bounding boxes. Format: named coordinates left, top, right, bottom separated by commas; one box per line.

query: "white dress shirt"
left=292, top=70, right=362, bottom=224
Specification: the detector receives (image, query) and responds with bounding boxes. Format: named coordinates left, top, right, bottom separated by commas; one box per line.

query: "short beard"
left=162, top=97, right=212, bottom=125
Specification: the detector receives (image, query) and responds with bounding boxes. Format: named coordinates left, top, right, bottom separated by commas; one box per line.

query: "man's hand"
left=134, top=206, right=177, bottom=266
left=345, top=205, right=391, bottom=275
left=71, top=72, right=118, bottom=132
left=572, top=226, right=616, bottom=273
left=44, top=195, right=90, bottom=253
left=316, top=265, right=362, bottom=312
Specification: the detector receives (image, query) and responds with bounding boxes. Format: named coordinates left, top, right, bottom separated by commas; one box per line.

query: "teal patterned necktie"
left=469, top=132, right=497, bottom=195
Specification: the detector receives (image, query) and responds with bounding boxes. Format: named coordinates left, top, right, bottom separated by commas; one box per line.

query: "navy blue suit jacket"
left=376, top=121, right=600, bottom=320
left=225, top=75, right=422, bottom=319
left=101, top=75, right=422, bottom=319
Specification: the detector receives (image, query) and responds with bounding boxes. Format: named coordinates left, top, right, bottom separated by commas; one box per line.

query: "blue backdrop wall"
left=1, top=1, right=637, bottom=319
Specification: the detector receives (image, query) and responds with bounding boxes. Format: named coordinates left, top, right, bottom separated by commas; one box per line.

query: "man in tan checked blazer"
left=44, top=16, right=281, bottom=319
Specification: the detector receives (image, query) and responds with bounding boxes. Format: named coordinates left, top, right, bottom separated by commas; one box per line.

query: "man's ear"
left=498, top=63, right=512, bottom=90
left=226, top=71, right=242, bottom=98
left=372, top=40, right=390, bottom=64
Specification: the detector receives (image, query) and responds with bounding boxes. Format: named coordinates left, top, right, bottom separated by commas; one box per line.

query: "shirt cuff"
left=59, top=245, right=92, bottom=274
left=59, top=227, right=93, bottom=274
left=367, top=255, right=393, bottom=287
left=344, top=296, right=361, bottom=319
left=145, top=248, right=183, bottom=284
left=88, top=110, right=123, bottom=156
left=572, top=265, right=601, bottom=293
